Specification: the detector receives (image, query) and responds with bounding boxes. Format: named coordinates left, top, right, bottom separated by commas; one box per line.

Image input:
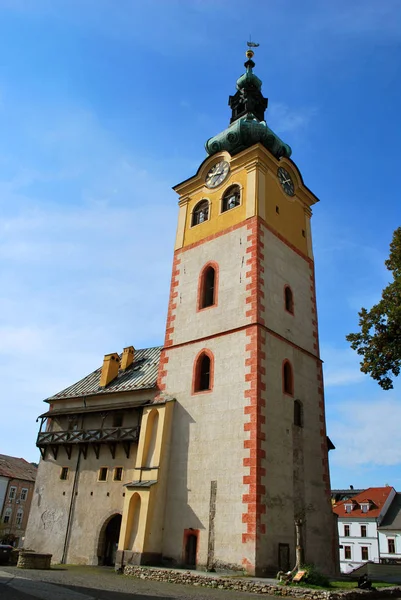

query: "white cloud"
left=0, top=102, right=180, bottom=461
left=330, top=395, right=401, bottom=468
left=322, top=345, right=365, bottom=387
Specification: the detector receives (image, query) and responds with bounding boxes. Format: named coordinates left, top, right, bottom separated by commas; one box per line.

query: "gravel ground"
left=0, top=565, right=273, bottom=600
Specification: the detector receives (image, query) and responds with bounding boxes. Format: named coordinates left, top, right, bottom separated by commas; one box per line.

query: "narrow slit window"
left=284, top=286, right=294, bottom=314
left=194, top=353, right=212, bottom=392
left=294, top=400, right=303, bottom=427
left=201, top=266, right=215, bottom=308
left=221, top=185, right=240, bottom=212
left=283, top=361, right=293, bottom=395
left=192, top=200, right=209, bottom=226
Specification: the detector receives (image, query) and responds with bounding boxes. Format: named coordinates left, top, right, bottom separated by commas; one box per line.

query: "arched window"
left=125, top=493, right=141, bottom=551
left=294, top=400, right=303, bottom=427
left=283, top=360, right=293, bottom=395
left=192, top=200, right=209, bottom=226
left=143, top=409, right=159, bottom=468
left=284, top=286, right=294, bottom=314
left=198, top=263, right=218, bottom=309
left=193, top=351, right=213, bottom=393
left=221, top=185, right=240, bottom=212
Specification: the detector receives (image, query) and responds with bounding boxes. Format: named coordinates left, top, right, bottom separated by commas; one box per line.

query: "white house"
left=333, top=487, right=396, bottom=574
left=378, top=493, right=401, bottom=564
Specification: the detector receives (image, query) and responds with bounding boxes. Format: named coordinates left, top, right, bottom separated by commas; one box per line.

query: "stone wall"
left=123, top=566, right=401, bottom=600
left=17, top=551, right=52, bottom=569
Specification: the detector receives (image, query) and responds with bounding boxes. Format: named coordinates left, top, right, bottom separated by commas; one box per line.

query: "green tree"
left=346, top=227, right=401, bottom=390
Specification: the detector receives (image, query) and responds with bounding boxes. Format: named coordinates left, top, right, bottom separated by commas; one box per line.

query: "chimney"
left=121, top=346, right=135, bottom=371
left=99, top=353, right=120, bottom=387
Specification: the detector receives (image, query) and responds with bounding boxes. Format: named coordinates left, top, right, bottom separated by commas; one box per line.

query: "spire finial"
left=205, top=40, right=292, bottom=159
left=245, top=39, right=259, bottom=70
left=246, top=39, right=259, bottom=59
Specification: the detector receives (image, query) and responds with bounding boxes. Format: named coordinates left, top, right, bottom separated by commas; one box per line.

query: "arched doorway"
left=98, top=514, right=122, bottom=566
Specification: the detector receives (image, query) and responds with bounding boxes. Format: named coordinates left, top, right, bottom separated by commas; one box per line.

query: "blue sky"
left=0, top=0, right=400, bottom=490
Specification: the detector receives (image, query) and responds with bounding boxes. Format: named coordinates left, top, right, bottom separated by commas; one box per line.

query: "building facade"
left=25, top=47, right=337, bottom=576
left=378, top=493, right=401, bottom=564
left=0, top=455, right=37, bottom=547
left=24, top=346, right=169, bottom=566
left=333, top=486, right=396, bottom=573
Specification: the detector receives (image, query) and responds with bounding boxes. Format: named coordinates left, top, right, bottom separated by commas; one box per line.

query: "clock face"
left=277, top=167, right=295, bottom=196
left=205, top=161, right=230, bottom=188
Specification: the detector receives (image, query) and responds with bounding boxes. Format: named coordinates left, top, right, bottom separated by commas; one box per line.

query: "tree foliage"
left=346, top=227, right=401, bottom=390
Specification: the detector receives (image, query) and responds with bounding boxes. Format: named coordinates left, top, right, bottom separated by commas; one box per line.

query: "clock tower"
left=158, top=47, right=337, bottom=576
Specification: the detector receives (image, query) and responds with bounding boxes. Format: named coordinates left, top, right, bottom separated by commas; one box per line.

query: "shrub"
left=301, top=564, right=330, bottom=587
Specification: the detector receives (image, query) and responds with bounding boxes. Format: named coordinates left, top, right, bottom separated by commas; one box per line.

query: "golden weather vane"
left=246, top=38, right=259, bottom=59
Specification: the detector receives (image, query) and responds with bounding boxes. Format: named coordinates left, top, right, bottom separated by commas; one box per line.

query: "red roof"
left=333, top=486, right=394, bottom=519
left=0, top=454, right=37, bottom=482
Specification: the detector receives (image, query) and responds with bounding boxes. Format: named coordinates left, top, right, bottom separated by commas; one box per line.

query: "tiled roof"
left=333, top=486, right=395, bottom=519
left=125, top=480, right=157, bottom=488
left=46, top=347, right=162, bottom=402
left=331, top=488, right=364, bottom=503
left=378, top=493, right=401, bottom=530
left=39, top=399, right=149, bottom=419
left=0, top=455, right=37, bottom=482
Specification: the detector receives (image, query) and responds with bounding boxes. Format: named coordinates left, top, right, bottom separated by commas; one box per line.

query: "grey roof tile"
left=124, top=480, right=157, bottom=488
left=378, top=493, right=401, bottom=530
left=0, top=455, right=37, bottom=482
left=46, top=346, right=162, bottom=402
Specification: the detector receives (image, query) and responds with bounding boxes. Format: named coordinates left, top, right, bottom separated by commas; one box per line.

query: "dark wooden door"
left=185, top=534, right=197, bottom=567
left=278, top=543, right=290, bottom=572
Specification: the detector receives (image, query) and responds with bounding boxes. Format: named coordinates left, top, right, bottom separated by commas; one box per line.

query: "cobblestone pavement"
left=0, top=565, right=274, bottom=600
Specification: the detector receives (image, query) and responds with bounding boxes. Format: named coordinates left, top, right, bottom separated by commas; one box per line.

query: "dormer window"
left=345, top=503, right=353, bottom=513
left=360, top=503, right=369, bottom=513
left=192, top=200, right=209, bottom=226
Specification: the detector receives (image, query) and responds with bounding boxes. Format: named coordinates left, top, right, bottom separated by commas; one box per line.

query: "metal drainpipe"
left=61, top=449, right=81, bottom=564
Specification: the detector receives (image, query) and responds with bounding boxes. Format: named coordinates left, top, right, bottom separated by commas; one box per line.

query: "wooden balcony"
left=37, top=426, right=140, bottom=460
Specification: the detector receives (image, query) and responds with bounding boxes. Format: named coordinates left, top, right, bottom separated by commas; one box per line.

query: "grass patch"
left=281, top=580, right=397, bottom=591
left=330, top=580, right=397, bottom=589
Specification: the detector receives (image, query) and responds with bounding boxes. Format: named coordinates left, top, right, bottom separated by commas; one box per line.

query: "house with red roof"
left=333, top=486, right=396, bottom=573
left=0, top=454, right=37, bottom=547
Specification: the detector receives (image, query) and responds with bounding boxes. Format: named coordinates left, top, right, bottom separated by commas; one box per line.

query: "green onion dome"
left=205, top=113, right=292, bottom=159
left=205, top=47, right=292, bottom=160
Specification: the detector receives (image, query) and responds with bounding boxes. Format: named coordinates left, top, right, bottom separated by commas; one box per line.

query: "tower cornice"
left=173, top=144, right=319, bottom=209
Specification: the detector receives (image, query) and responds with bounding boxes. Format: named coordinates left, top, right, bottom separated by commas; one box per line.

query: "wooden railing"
left=37, top=426, right=140, bottom=446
